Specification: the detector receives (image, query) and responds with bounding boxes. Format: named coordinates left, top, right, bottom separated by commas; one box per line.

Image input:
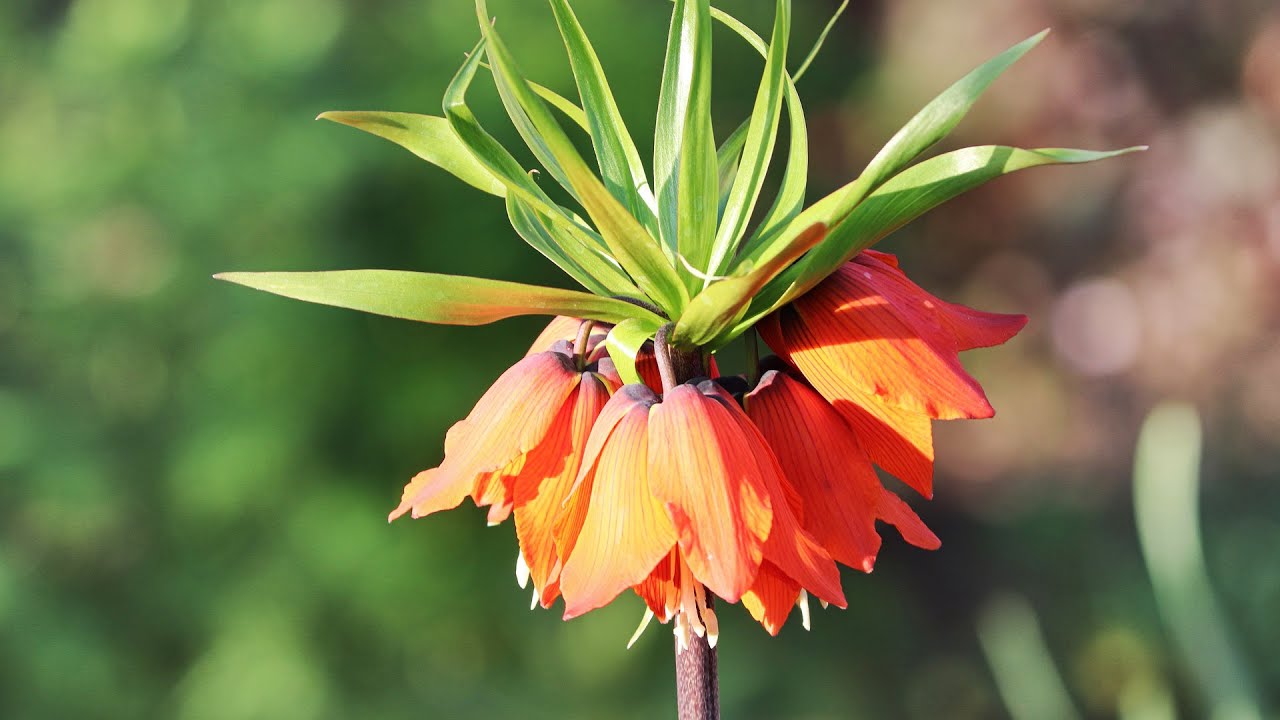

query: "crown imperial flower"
left=218, top=1, right=1140, bottom=706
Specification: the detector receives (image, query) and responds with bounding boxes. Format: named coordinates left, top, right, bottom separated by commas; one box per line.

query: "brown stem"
left=653, top=324, right=719, bottom=720
left=572, top=320, right=596, bottom=369
left=675, top=611, right=719, bottom=720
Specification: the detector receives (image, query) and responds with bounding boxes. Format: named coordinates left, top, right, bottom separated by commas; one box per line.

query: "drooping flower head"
left=218, top=0, right=1139, bottom=646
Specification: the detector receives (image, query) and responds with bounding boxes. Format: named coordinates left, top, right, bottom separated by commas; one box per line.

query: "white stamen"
left=701, top=602, right=720, bottom=649
left=820, top=599, right=829, bottom=610
left=674, top=612, right=690, bottom=653
left=797, top=590, right=812, bottom=632
left=530, top=585, right=541, bottom=611
left=627, top=609, right=656, bottom=649
left=515, top=552, right=530, bottom=589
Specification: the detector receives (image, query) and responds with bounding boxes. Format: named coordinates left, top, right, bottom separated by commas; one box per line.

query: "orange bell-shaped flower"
left=391, top=330, right=619, bottom=608
left=760, top=250, right=1026, bottom=497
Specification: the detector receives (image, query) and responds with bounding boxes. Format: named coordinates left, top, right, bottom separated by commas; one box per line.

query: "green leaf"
left=505, top=192, right=638, bottom=297
left=442, top=39, right=642, bottom=297
left=654, top=0, right=718, bottom=282
left=743, top=30, right=1048, bottom=273
left=476, top=2, right=689, bottom=315
left=792, top=0, right=849, bottom=81
left=716, top=121, right=747, bottom=208
left=318, top=111, right=506, bottom=197
left=707, top=5, right=808, bottom=270
left=549, top=0, right=659, bottom=235
left=605, top=317, right=663, bottom=386
left=715, top=123, right=748, bottom=220
left=480, top=60, right=590, bottom=131
left=444, top=46, right=595, bottom=241
left=726, top=144, right=1146, bottom=340
left=704, top=0, right=790, bottom=282
left=673, top=222, right=825, bottom=347
left=215, top=270, right=663, bottom=326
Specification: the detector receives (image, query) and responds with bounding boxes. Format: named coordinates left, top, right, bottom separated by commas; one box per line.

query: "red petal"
left=831, top=387, right=936, bottom=499
left=747, top=371, right=939, bottom=565
left=707, top=384, right=845, bottom=606
left=855, top=252, right=1027, bottom=352
left=933, top=299, right=1028, bottom=352
left=558, top=389, right=678, bottom=619
left=740, top=561, right=801, bottom=636
left=647, top=385, right=772, bottom=602
left=513, top=373, right=612, bottom=606
left=876, top=488, right=941, bottom=550
left=762, top=310, right=936, bottom=497
left=785, top=259, right=994, bottom=419
left=633, top=551, right=680, bottom=620
left=746, top=371, right=883, bottom=572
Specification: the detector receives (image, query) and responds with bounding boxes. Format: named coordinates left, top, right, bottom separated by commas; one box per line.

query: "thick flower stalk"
left=217, top=0, right=1140, bottom=716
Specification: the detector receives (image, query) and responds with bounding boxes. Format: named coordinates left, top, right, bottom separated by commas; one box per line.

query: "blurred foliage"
left=2, top=0, right=1278, bottom=718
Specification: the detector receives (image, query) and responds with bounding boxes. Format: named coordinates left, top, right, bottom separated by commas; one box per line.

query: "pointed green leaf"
left=707, top=5, right=808, bottom=269
left=606, top=317, right=663, bottom=386
left=715, top=123, right=747, bottom=221
left=215, top=270, right=662, bottom=326
left=506, top=192, right=638, bottom=297
left=673, top=222, right=825, bottom=347
left=549, top=0, right=659, bottom=235
left=444, top=38, right=644, bottom=299
left=716, top=122, right=749, bottom=199
left=724, top=144, right=1146, bottom=341
left=654, top=0, right=718, bottom=281
left=742, top=30, right=1049, bottom=274
left=705, top=0, right=790, bottom=281
left=476, top=1, right=689, bottom=315
left=792, top=0, right=849, bottom=81
left=318, top=111, right=505, bottom=196
left=480, top=60, right=590, bottom=131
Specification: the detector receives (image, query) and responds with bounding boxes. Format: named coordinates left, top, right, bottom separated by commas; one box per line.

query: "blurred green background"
left=3, top=0, right=1278, bottom=717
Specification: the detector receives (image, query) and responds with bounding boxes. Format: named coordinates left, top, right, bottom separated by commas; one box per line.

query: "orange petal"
left=552, top=387, right=652, bottom=569
left=740, top=561, right=801, bottom=636
left=396, top=352, right=582, bottom=520
left=708, top=383, right=844, bottom=606
left=784, top=259, right=994, bottom=419
left=831, top=387, right=936, bottom=499
left=746, top=371, right=883, bottom=572
left=633, top=550, right=681, bottom=621
left=762, top=312, right=937, bottom=498
left=647, top=385, right=772, bottom=603
left=856, top=252, right=1027, bottom=352
left=558, top=389, right=678, bottom=619
left=388, top=468, right=445, bottom=522
left=473, top=456, right=521, bottom=525
left=513, top=373, right=611, bottom=607
left=876, top=488, right=941, bottom=550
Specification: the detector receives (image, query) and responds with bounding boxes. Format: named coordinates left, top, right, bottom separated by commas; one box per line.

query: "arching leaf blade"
left=477, top=1, right=689, bottom=315
left=318, top=111, right=506, bottom=197
left=705, top=0, right=791, bottom=281
left=606, top=317, right=663, bottom=386
left=549, top=0, right=659, bottom=234
left=215, top=270, right=662, bottom=327
left=725, top=144, right=1146, bottom=341
left=673, top=222, right=825, bottom=347
left=654, top=0, right=717, bottom=281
